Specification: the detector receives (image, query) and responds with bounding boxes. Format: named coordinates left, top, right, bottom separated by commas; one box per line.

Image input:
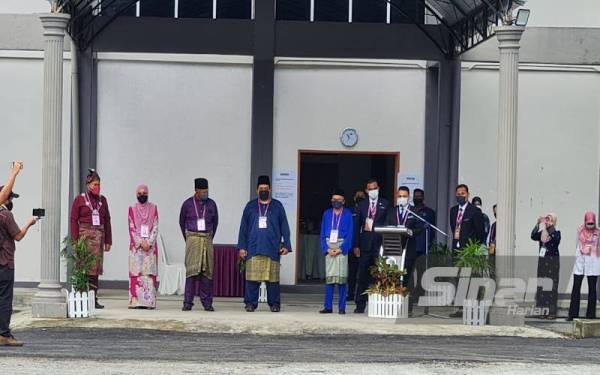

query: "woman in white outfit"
left=567, top=211, right=600, bottom=321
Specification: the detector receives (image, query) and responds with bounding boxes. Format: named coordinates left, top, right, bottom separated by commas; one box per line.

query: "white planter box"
left=368, top=293, right=409, bottom=319
left=463, top=299, right=489, bottom=326
left=258, top=282, right=267, bottom=303
left=66, top=289, right=96, bottom=318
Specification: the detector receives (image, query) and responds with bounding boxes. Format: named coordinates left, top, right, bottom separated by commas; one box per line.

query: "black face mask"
left=5, top=201, right=13, bottom=211
left=137, top=195, right=148, bottom=204
left=413, top=197, right=424, bottom=206
left=259, top=190, right=270, bottom=201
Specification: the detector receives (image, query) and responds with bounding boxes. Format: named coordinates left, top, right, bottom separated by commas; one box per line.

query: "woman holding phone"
left=531, top=213, right=561, bottom=319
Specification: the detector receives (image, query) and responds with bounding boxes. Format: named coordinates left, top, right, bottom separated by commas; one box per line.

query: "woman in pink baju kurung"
left=128, top=184, right=159, bottom=309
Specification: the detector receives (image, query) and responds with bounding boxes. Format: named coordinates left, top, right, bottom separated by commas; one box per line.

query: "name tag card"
left=258, top=216, right=268, bottom=229
left=141, top=224, right=150, bottom=239
left=329, top=230, right=339, bottom=243
left=365, top=218, right=374, bottom=232
left=539, top=247, right=547, bottom=257
left=92, top=210, right=101, bottom=226
left=197, top=219, right=206, bottom=232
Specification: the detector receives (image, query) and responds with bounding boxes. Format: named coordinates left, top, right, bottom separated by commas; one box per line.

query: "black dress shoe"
left=566, top=317, right=574, bottom=322
left=319, top=308, right=333, bottom=314
left=270, top=305, right=281, bottom=313
left=354, top=307, right=365, bottom=314
left=339, top=310, right=346, bottom=315
left=204, top=305, right=215, bottom=312
left=95, top=302, right=104, bottom=309
left=245, top=304, right=256, bottom=312
left=182, top=305, right=192, bottom=311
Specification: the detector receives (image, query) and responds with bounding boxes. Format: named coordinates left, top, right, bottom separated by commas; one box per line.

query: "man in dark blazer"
left=385, top=186, right=423, bottom=311
left=449, top=184, right=486, bottom=317
left=352, top=178, right=390, bottom=313
left=449, top=184, right=486, bottom=251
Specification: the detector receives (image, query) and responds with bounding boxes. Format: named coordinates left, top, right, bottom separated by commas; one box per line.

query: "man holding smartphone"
left=0, top=186, right=37, bottom=346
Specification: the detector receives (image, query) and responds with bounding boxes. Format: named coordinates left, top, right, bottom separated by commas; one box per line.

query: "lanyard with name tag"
left=197, top=218, right=206, bottom=231
left=84, top=193, right=102, bottom=227
left=141, top=224, right=150, bottom=239
left=365, top=218, right=374, bottom=232
left=539, top=247, right=547, bottom=257
left=193, top=198, right=207, bottom=232
left=454, top=208, right=464, bottom=240
left=259, top=216, right=268, bottom=229
left=92, top=210, right=101, bottom=226
left=258, top=201, right=270, bottom=229
left=330, top=210, right=343, bottom=243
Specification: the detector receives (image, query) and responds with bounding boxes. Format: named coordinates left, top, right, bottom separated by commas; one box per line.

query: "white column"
left=32, top=13, right=70, bottom=318
left=495, top=25, right=524, bottom=282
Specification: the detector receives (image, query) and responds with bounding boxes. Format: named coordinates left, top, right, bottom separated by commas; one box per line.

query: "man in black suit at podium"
left=385, top=186, right=424, bottom=313
left=352, top=178, right=390, bottom=313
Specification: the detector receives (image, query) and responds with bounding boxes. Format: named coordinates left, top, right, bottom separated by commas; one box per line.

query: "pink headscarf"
left=132, top=184, right=156, bottom=231
left=578, top=211, right=600, bottom=256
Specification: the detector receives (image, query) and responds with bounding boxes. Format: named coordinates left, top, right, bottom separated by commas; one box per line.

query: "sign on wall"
left=397, top=173, right=423, bottom=196
left=272, top=170, right=297, bottom=212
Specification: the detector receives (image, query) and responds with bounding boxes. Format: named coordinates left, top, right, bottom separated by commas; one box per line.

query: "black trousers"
left=568, top=275, right=597, bottom=319
left=0, top=265, right=15, bottom=338
left=347, top=251, right=359, bottom=299
left=355, top=251, right=378, bottom=309
left=536, top=255, right=560, bottom=316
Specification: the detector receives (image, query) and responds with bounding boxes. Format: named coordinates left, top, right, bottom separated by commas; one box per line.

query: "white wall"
left=459, top=63, right=600, bottom=288
left=0, top=52, right=72, bottom=282
left=96, top=55, right=252, bottom=281
left=518, top=0, right=600, bottom=28
left=273, top=60, right=427, bottom=284
left=0, top=0, right=49, bottom=14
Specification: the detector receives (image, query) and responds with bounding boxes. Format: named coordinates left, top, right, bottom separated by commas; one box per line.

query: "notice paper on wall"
left=272, top=170, right=297, bottom=212
left=397, top=173, right=423, bottom=196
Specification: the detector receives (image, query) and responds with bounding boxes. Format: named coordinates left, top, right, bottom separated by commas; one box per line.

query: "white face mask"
left=368, top=189, right=379, bottom=200
left=397, top=197, right=409, bottom=207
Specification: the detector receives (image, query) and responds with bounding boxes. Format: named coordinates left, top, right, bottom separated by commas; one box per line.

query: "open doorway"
left=297, top=150, right=399, bottom=283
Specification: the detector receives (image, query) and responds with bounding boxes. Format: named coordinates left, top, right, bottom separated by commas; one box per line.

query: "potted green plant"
left=455, top=239, right=494, bottom=325
left=365, top=257, right=409, bottom=319
left=61, top=236, right=97, bottom=318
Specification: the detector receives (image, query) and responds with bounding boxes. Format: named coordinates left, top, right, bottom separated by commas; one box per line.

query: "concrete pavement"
left=10, top=288, right=567, bottom=338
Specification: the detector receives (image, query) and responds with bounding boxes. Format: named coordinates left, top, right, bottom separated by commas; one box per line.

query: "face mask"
left=137, top=195, right=148, bottom=204
left=368, top=189, right=379, bottom=200
left=89, top=185, right=101, bottom=196
left=397, top=197, right=409, bottom=207
left=332, top=200, right=344, bottom=209
left=200, top=192, right=209, bottom=201
left=587, top=224, right=596, bottom=230
left=5, top=201, right=13, bottom=211
left=413, top=197, right=424, bottom=206
left=259, top=190, right=270, bottom=201
left=456, top=196, right=466, bottom=206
